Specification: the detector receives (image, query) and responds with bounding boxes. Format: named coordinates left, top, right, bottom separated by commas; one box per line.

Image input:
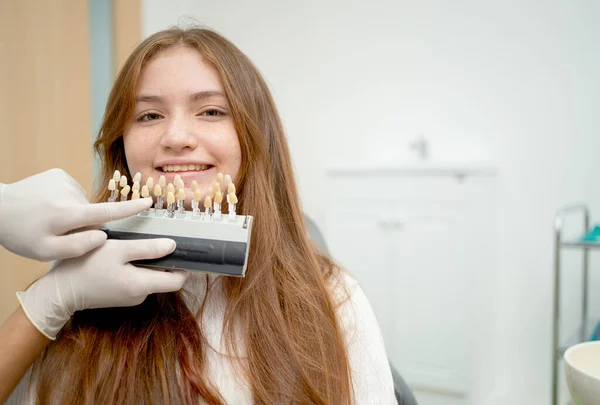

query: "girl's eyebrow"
left=135, top=91, right=225, bottom=104
left=135, top=94, right=164, bottom=103
left=189, top=90, right=226, bottom=102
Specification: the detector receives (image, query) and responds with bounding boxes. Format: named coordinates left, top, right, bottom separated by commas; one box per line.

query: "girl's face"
left=123, top=46, right=241, bottom=205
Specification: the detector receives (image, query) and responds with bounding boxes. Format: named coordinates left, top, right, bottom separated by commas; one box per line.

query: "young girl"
left=6, top=27, right=395, bottom=404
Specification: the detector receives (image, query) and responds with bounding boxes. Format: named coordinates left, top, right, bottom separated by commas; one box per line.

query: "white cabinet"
left=323, top=169, right=497, bottom=404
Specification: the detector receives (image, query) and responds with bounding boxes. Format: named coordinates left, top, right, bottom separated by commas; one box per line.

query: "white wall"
left=142, top=1, right=600, bottom=403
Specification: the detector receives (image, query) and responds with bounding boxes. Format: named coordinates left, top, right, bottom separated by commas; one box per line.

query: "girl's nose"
left=160, top=117, right=198, bottom=152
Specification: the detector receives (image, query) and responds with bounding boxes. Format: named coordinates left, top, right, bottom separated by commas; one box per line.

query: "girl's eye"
left=137, top=112, right=162, bottom=122
left=200, top=109, right=225, bottom=117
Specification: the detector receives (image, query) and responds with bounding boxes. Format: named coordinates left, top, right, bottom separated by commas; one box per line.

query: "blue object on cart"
left=590, top=321, right=600, bottom=341
left=581, top=225, right=600, bottom=242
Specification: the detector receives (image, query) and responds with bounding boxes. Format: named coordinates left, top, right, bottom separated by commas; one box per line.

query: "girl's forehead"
left=137, top=47, right=223, bottom=95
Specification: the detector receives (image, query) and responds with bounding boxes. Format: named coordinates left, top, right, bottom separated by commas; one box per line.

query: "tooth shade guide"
left=105, top=178, right=248, bottom=225
left=146, top=176, right=154, bottom=189
left=175, top=189, right=186, bottom=215
left=155, top=197, right=165, bottom=210
left=216, top=173, right=224, bottom=185
left=112, top=170, right=120, bottom=182
left=213, top=191, right=223, bottom=221
left=108, top=179, right=118, bottom=202
left=119, top=175, right=128, bottom=188
left=133, top=172, right=142, bottom=183
left=166, top=192, right=175, bottom=204
left=102, top=211, right=253, bottom=276
left=174, top=174, right=181, bottom=184
left=227, top=182, right=235, bottom=194
left=192, top=189, right=202, bottom=215
left=191, top=180, right=198, bottom=192
left=120, top=185, right=131, bottom=201
left=228, top=192, right=237, bottom=219
left=167, top=183, right=175, bottom=195
left=153, top=184, right=165, bottom=210
left=159, top=175, right=166, bottom=188
left=166, top=192, right=176, bottom=218
left=224, top=174, right=232, bottom=188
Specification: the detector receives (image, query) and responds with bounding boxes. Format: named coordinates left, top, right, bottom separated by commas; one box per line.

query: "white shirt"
left=8, top=272, right=396, bottom=404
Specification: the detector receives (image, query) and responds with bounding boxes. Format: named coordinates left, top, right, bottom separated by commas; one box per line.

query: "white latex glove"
left=16, top=238, right=187, bottom=340
left=0, top=168, right=153, bottom=261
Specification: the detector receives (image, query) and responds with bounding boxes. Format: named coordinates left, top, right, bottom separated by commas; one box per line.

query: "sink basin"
left=564, top=341, right=600, bottom=405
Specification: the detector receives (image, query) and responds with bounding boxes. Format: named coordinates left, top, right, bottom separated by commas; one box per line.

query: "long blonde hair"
left=32, top=28, right=352, bottom=404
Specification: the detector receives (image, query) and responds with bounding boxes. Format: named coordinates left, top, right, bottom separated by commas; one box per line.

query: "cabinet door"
left=327, top=201, right=470, bottom=394
left=326, top=207, right=398, bottom=346
left=324, top=175, right=497, bottom=404
left=386, top=202, right=470, bottom=395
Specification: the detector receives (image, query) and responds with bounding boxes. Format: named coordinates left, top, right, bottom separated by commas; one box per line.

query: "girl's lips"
left=154, top=166, right=217, bottom=186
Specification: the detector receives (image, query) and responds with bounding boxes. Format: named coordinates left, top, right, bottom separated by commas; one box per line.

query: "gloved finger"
left=45, top=230, right=108, bottom=261
left=49, top=168, right=86, bottom=194
left=64, top=175, right=89, bottom=199
left=63, top=186, right=91, bottom=204
left=116, top=238, right=176, bottom=263
left=54, top=197, right=153, bottom=233
left=130, top=267, right=189, bottom=294
left=65, top=224, right=103, bottom=233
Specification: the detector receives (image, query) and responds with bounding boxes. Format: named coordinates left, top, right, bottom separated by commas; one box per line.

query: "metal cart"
left=552, top=204, right=596, bottom=405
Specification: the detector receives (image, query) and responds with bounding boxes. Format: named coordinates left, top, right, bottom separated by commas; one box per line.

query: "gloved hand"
left=0, top=168, right=153, bottom=261
left=16, top=238, right=187, bottom=339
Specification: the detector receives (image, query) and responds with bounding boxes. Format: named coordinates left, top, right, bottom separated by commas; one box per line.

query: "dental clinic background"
left=1, top=1, right=599, bottom=404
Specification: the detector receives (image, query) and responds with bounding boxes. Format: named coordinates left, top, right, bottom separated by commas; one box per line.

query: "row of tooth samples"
left=107, top=170, right=238, bottom=219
